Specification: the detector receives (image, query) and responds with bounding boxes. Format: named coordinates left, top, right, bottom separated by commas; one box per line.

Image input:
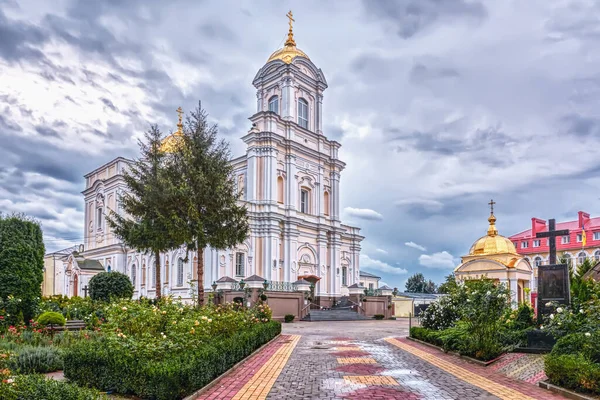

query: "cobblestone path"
left=193, top=321, right=567, bottom=400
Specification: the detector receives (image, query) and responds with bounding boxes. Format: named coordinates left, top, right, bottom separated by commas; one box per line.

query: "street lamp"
left=262, top=280, right=269, bottom=290
left=211, top=281, right=217, bottom=292
left=239, top=279, right=246, bottom=290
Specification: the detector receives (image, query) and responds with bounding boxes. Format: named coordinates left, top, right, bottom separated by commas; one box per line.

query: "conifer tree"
left=107, top=126, right=185, bottom=299
left=173, top=103, right=249, bottom=306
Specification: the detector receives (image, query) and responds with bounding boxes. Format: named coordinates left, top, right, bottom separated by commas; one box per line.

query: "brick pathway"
left=191, top=320, right=568, bottom=400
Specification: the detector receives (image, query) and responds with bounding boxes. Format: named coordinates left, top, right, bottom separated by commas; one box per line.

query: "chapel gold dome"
left=160, top=107, right=184, bottom=153
left=468, top=214, right=518, bottom=256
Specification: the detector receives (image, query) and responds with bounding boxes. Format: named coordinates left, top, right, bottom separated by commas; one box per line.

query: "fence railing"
left=364, top=289, right=382, bottom=296
left=229, top=280, right=298, bottom=292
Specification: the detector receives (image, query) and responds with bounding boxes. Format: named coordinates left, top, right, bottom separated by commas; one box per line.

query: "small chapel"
left=454, top=201, right=533, bottom=306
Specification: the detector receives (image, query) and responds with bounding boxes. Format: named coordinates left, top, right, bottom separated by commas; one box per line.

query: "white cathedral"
left=43, top=14, right=364, bottom=305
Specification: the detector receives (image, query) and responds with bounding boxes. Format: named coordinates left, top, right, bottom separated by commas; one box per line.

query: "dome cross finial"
left=487, top=199, right=498, bottom=236
left=285, top=10, right=296, bottom=47
left=488, top=198, right=496, bottom=215
left=176, top=107, right=184, bottom=134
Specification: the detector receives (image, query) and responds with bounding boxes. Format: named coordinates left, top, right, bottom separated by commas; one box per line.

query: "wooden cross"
left=82, top=285, right=89, bottom=298
left=286, top=10, right=294, bottom=31
left=488, top=199, right=496, bottom=214
left=536, top=219, right=569, bottom=265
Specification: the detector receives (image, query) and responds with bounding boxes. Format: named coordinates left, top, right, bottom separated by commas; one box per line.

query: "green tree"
left=438, top=272, right=459, bottom=294
left=173, top=103, right=249, bottom=306
left=405, top=272, right=437, bottom=293
left=89, top=272, right=134, bottom=302
left=0, top=213, right=45, bottom=323
left=107, top=126, right=186, bottom=299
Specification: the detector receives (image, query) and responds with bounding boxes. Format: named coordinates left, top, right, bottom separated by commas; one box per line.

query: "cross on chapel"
left=82, top=285, right=89, bottom=298
left=535, top=219, right=569, bottom=265
left=488, top=199, right=496, bottom=214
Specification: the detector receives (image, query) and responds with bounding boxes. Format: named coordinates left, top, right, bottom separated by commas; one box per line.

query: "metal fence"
left=229, top=280, right=298, bottom=292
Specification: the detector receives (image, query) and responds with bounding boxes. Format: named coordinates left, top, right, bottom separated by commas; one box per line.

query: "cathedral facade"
left=44, top=17, right=364, bottom=304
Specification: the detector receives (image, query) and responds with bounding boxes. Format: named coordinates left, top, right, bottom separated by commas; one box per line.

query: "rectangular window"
left=96, top=208, right=103, bottom=231
left=300, top=189, right=309, bottom=213
left=521, top=241, right=528, bottom=249
left=533, top=240, right=540, bottom=247
left=562, top=235, right=570, bottom=244
left=577, top=234, right=583, bottom=243
left=235, top=252, right=245, bottom=277
left=342, top=267, right=347, bottom=286
left=594, top=232, right=600, bottom=241
left=369, top=283, right=374, bottom=290
left=360, top=281, right=365, bottom=287
left=177, top=258, right=184, bottom=287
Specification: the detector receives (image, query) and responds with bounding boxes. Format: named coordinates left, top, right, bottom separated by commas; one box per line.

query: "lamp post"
left=211, top=281, right=217, bottom=292
left=262, top=280, right=269, bottom=290
left=239, top=280, right=246, bottom=290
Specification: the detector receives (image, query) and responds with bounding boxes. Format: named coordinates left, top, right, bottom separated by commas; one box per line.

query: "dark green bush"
left=373, top=314, right=385, bottom=320
left=89, top=271, right=133, bottom=302
left=545, top=353, right=600, bottom=394
left=284, top=314, right=295, bottom=323
left=410, top=327, right=443, bottom=347
left=551, top=333, right=600, bottom=363
left=64, top=321, right=281, bottom=399
left=37, top=311, right=66, bottom=327
left=0, top=374, right=103, bottom=400
left=9, top=346, right=63, bottom=373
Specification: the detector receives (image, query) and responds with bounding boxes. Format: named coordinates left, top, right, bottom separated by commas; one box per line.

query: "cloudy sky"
left=2, top=0, right=600, bottom=289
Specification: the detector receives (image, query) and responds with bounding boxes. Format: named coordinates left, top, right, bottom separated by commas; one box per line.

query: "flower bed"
left=411, top=279, right=535, bottom=361
left=542, top=280, right=600, bottom=395
left=62, top=299, right=280, bottom=399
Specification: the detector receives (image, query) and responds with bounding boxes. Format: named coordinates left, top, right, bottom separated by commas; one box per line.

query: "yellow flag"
left=582, top=228, right=587, bottom=247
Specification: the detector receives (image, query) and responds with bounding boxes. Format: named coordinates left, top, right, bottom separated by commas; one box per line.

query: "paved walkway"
left=192, top=320, right=567, bottom=400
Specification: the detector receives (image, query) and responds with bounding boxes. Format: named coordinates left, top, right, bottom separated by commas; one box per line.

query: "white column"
left=331, top=171, right=340, bottom=221
left=317, top=93, right=323, bottom=135
left=269, top=148, right=278, bottom=203
left=287, top=155, right=297, bottom=211
left=246, top=148, right=257, bottom=202
left=282, top=78, right=293, bottom=120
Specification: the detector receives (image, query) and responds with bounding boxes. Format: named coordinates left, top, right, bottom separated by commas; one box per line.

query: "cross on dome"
left=266, top=10, right=310, bottom=64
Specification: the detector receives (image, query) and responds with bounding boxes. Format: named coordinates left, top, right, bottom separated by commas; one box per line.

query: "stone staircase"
left=303, top=309, right=370, bottom=321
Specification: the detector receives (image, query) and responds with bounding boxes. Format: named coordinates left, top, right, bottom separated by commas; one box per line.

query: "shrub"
left=64, top=321, right=281, bottom=399
left=89, top=272, right=133, bottom=302
left=373, top=314, right=385, bottom=320
left=0, top=373, right=103, bottom=400
left=9, top=345, right=63, bottom=373
left=420, top=295, right=460, bottom=330
left=545, top=353, right=600, bottom=394
left=37, top=312, right=66, bottom=327
left=551, top=332, right=600, bottom=363
left=284, top=314, right=295, bottom=323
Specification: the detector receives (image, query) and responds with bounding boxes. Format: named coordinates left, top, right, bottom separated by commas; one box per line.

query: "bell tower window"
left=300, top=189, right=309, bottom=214
left=298, top=98, right=308, bottom=129
left=268, top=96, right=279, bottom=114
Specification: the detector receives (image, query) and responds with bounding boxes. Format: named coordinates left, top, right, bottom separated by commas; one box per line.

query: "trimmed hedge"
left=373, top=314, right=385, bottom=320
left=0, top=374, right=103, bottom=400
left=89, top=271, right=133, bottom=302
left=64, top=321, right=281, bottom=399
left=284, top=314, right=295, bottom=323
left=545, top=353, right=600, bottom=394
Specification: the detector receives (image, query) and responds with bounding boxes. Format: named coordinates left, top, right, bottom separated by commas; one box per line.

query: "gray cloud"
left=362, top=0, right=487, bottom=38
left=0, top=8, right=47, bottom=63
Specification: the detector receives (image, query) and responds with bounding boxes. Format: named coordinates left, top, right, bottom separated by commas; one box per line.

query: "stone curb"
left=406, top=336, right=500, bottom=367
left=538, top=381, right=598, bottom=400
left=183, top=333, right=281, bottom=400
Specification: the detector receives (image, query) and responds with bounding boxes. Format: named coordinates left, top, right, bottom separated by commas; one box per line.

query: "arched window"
left=165, top=260, right=169, bottom=284
left=534, top=257, right=542, bottom=267
left=300, top=188, right=309, bottom=214
left=298, top=98, right=308, bottom=129
left=268, top=96, right=279, bottom=114
left=563, top=254, right=571, bottom=267
left=96, top=207, right=103, bottom=230
left=177, top=258, right=184, bottom=286
left=142, top=264, right=146, bottom=286
left=595, top=250, right=600, bottom=261
left=277, top=176, right=284, bottom=204
left=131, top=264, right=136, bottom=286
left=107, top=264, right=111, bottom=273
left=152, top=262, right=156, bottom=288
left=324, top=191, right=330, bottom=216
left=578, top=252, right=587, bottom=265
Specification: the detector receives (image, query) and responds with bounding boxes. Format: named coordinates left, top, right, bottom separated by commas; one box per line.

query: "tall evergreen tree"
left=0, top=213, right=45, bottom=323
left=405, top=272, right=437, bottom=293
left=107, top=126, right=185, bottom=299
left=173, top=103, right=249, bottom=306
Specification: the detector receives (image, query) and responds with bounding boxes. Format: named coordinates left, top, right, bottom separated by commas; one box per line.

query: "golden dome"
left=160, top=107, right=184, bottom=153
left=267, top=10, right=310, bottom=64
left=469, top=212, right=518, bottom=256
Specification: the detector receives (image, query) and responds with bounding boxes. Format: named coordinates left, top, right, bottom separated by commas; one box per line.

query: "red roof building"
left=508, top=211, right=600, bottom=268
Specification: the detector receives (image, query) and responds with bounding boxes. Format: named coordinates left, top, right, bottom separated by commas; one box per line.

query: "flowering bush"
left=420, top=295, right=461, bottom=330
left=39, top=295, right=104, bottom=327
